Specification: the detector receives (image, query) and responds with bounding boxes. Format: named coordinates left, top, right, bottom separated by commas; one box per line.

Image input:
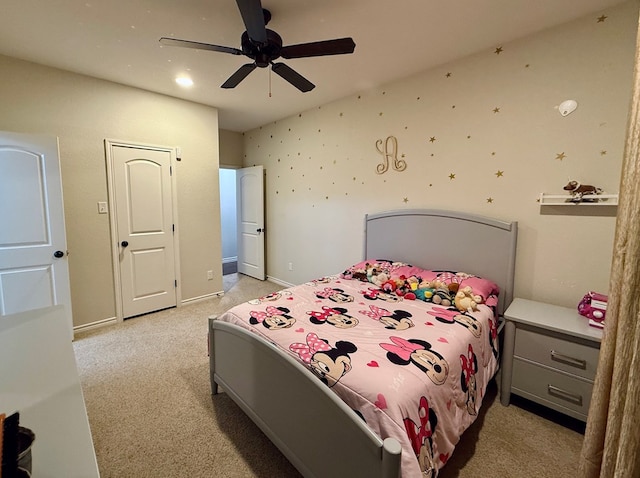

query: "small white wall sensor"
left=559, top=99, right=578, bottom=116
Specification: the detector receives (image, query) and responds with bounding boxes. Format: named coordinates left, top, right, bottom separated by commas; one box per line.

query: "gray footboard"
left=208, top=317, right=402, bottom=478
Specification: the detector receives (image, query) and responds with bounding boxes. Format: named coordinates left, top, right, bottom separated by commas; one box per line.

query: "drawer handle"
left=548, top=385, right=583, bottom=406
left=550, top=350, right=587, bottom=370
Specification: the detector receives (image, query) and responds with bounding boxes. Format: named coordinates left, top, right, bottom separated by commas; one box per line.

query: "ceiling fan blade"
left=160, top=37, right=242, bottom=55
left=280, top=37, right=356, bottom=59
left=271, top=63, right=315, bottom=92
left=221, top=63, right=257, bottom=89
left=235, top=0, right=267, bottom=44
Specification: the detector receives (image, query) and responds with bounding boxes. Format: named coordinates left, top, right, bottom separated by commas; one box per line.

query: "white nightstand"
left=500, top=298, right=603, bottom=422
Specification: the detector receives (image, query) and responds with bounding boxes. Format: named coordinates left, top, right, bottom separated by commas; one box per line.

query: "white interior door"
left=109, top=143, right=177, bottom=319
left=236, top=165, right=265, bottom=280
left=0, top=131, right=73, bottom=339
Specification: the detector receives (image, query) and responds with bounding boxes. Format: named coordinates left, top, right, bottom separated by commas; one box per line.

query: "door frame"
left=104, top=139, right=182, bottom=322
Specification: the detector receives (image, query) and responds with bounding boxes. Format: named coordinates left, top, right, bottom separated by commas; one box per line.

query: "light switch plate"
left=98, top=201, right=108, bottom=214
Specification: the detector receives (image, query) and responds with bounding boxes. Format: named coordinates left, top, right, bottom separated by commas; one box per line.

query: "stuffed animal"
left=415, top=286, right=434, bottom=301
left=394, top=275, right=414, bottom=298
left=423, top=279, right=455, bottom=307
left=365, top=263, right=384, bottom=285
left=563, top=180, right=603, bottom=202
left=381, top=279, right=397, bottom=293
left=351, top=271, right=368, bottom=282
left=454, top=286, right=483, bottom=313
left=370, top=271, right=389, bottom=287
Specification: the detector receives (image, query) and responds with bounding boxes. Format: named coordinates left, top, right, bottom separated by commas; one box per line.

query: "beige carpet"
left=73, top=274, right=585, bottom=477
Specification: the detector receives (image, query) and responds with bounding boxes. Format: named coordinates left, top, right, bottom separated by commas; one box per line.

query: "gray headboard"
left=363, top=209, right=518, bottom=316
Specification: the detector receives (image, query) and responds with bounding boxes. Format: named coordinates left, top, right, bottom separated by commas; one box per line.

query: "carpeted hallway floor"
left=73, top=273, right=585, bottom=477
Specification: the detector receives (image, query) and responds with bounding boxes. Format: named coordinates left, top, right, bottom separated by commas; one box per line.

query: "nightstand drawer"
left=512, top=358, right=593, bottom=418
left=515, top=327, right=599, bottom=381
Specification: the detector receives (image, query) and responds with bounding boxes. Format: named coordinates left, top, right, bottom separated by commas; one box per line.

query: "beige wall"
left=0, top=54, right=222, bottom=328
left=244, top=1, right=638, bottom=308
left=219, top=129, right=244, bottom=168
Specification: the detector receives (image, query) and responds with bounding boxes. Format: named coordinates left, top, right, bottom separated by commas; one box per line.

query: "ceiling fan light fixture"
left=161, top=1, right=355, bottom=92
left=175, top=76, right=194, bottom=87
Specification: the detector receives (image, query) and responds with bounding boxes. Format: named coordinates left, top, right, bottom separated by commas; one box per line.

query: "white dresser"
left=500, top=298, right=603, bottom=421
left=0, top=306, right=100, bottom=477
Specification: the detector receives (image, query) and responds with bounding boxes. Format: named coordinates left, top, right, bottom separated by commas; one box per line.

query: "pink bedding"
left=217, top=264, right=500, bottom=477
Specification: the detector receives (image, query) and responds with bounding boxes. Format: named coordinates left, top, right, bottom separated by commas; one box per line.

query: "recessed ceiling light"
left=175, top=77, right=194, bottom=87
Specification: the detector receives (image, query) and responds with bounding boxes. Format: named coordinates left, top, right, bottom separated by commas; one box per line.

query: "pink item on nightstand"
left=578, top=291, right=608, bottom=328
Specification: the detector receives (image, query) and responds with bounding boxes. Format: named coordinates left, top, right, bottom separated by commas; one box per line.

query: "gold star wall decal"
left=597, top=15, right=607, bottom=23
left=601, top=150, right=607, bottom=156
left=495, top=46, right=503, bottom=55
left=449, top=173, right=456, bottom=180
left=429, top=136, right=437, bottom=143
left=403, top=197, right=409, bottom=203
left=556, top=152, right=566, bottom=161
left=446, top=72, right=452, bottom=78
left=487, top=198, right=494, bottom=203
left=493, top=107, right=501, bottom=113
left=495, top=170, right=504, bottom=177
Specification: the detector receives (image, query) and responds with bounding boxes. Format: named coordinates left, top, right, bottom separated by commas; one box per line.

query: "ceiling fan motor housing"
left=241, top=30, right=282, bottom=67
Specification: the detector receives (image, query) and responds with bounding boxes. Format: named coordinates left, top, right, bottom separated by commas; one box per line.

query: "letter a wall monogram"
left=375, top=136, right=407, bottom=174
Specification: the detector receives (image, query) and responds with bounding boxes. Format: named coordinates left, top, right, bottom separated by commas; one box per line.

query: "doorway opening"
left=219, top=168, right=238, bottom=276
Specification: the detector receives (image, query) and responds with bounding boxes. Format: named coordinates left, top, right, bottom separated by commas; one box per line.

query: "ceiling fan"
left=159, top=0, right=355, bottom=92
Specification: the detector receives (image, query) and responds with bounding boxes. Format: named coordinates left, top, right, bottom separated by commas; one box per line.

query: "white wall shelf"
left=539, top=193, right=618, bottom=206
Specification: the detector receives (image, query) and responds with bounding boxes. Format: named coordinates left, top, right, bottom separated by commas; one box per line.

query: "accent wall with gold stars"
left=241, top=1, right=638, bottom=308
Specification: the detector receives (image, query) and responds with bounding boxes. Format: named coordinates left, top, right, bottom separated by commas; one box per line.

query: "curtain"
left=578, top=11, right=640, bottom=478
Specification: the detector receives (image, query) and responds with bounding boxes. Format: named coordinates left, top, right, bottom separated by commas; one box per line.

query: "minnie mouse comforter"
left=216, top=260, right=501, bottom=478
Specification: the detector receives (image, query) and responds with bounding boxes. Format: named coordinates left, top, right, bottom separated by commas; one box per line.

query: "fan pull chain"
left=269, top=68, right=272, bottom=97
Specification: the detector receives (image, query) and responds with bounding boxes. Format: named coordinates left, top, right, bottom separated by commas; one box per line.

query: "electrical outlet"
left=288, top=262, right=293, bottom=271
left=207, top=270, right=214, bottom=280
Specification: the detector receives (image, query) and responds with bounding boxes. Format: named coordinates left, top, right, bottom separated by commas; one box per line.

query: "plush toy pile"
left=341, top=260, right=497, bottom=313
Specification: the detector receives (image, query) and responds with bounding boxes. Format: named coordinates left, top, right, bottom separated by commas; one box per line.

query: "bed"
left=208, top=209, right=517, bottom=478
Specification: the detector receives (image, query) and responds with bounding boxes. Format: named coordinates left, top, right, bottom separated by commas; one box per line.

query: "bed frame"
left=208, top=209, right=517, bottom=478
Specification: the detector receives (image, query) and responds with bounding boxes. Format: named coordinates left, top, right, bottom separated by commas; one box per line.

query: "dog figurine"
left=563, top=180, right=603, bottom=202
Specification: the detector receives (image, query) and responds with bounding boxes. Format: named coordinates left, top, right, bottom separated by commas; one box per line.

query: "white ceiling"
left=0, top=0, right=627, bottom=132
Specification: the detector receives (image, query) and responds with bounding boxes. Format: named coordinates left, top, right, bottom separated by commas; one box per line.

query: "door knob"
left=53, top=250, right=65, bottom=258
left=121, top=241, right=129, bottom=247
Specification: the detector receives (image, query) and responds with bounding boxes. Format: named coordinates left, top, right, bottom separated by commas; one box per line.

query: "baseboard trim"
left=181, top=291, right=224, bottom=305
left=74, top=316, right=118, bottom=333
left=266, top=276, right=295, bottom=288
